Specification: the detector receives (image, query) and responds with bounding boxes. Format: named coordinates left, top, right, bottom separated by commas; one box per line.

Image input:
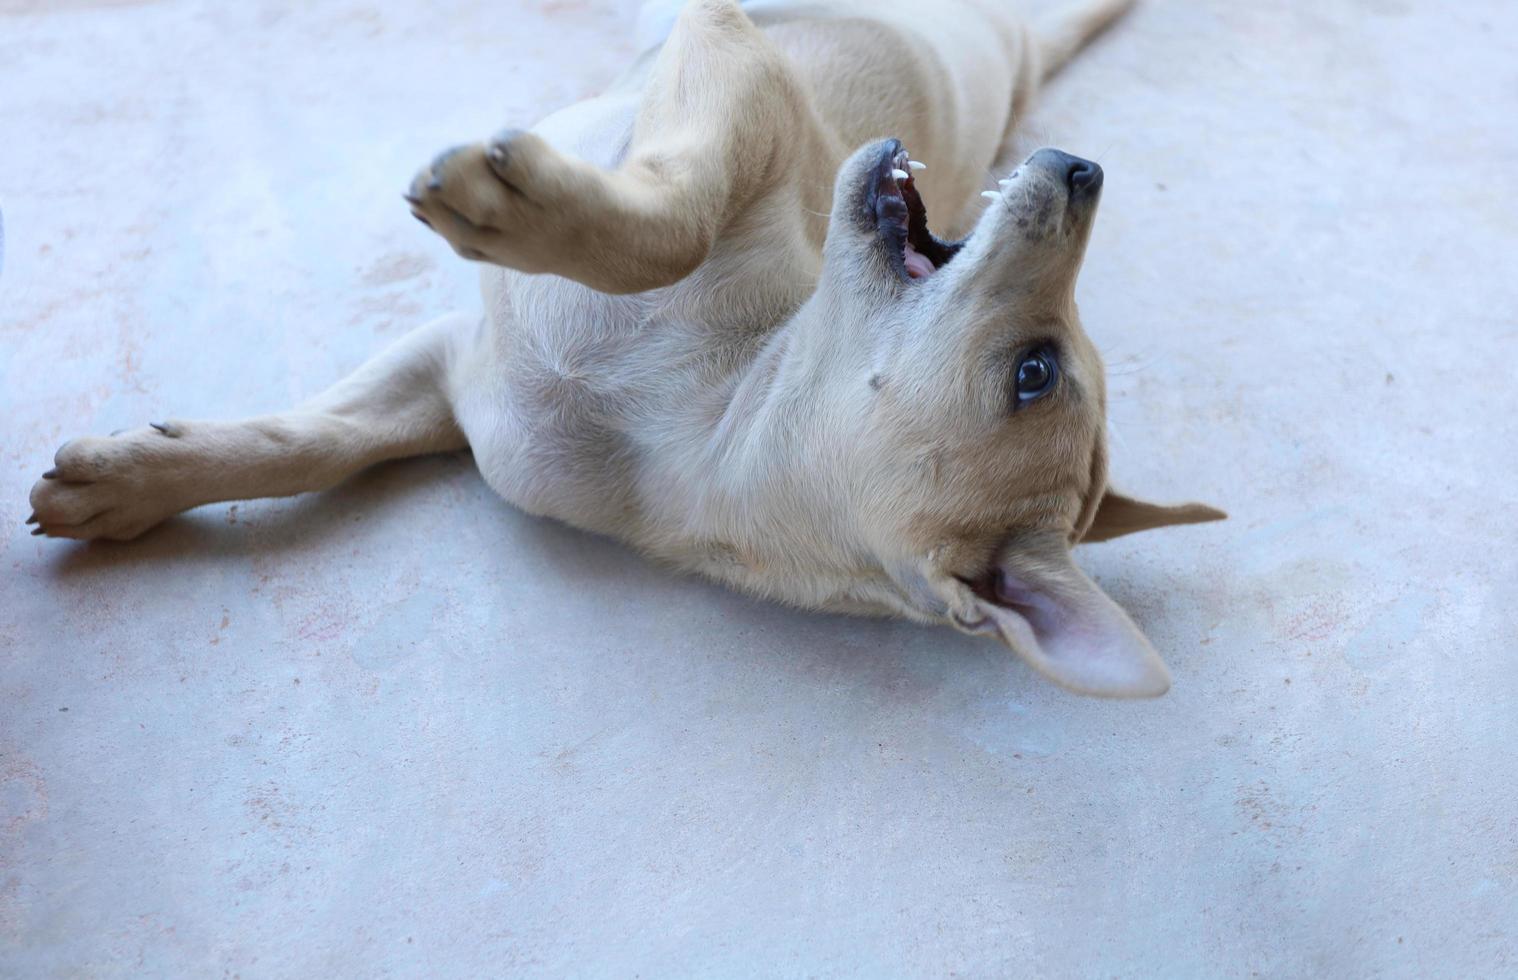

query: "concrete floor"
left=3, top=0, right=1516, bottom=976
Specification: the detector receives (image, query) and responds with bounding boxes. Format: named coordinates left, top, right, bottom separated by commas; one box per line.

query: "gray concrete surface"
left=2, top=0, right=1516, bottom=976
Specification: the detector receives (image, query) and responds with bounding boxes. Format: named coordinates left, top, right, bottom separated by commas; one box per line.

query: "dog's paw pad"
left=405, top=130, right=594, bottom=269
left=28, top=426, right=193, bottom=541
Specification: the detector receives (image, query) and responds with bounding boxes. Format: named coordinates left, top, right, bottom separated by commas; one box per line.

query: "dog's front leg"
left=406, top=0, right=837, bottom=295
left=27, top=314, right=472, bottom=541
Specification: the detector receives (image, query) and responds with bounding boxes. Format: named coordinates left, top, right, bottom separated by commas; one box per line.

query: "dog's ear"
left=1081, top=490, right=1226, bottom=543
left=957, top=545, right=1172, bottom=698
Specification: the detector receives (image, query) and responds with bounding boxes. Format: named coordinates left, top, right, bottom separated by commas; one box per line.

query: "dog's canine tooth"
left=891, top=168, right=909, bottom=181
left=908, top=160, right=926, bottom=171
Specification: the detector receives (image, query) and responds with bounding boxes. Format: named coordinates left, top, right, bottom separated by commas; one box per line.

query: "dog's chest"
left=468, top=265, right=777, bottom=538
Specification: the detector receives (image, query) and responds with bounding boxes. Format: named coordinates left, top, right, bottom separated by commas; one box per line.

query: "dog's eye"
left=1015, top=348, right=1058, bottom=404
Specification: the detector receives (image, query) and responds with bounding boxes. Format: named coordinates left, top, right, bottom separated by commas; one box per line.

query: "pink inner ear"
left=976, top=567, right=1172, bottom=698
left=991, top=574, right=1063, bottom=622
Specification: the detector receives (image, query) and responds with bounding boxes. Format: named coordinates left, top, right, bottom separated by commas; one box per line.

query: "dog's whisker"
left=1107, top=418, right=1130, bottom=451
left=1104, top=350, right=1156, bottom=372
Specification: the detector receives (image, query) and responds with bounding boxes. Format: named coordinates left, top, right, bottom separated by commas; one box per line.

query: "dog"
left=26, top=0, right=1224, bottom=697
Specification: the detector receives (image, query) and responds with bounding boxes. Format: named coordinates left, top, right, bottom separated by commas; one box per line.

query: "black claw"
left=403, top=193, right=423, bottom=206
left=25, top=512, right=37, bottom=525
left=490, top=127, right=527, bottom=148
left=42, top=469, right=58, bottom=480
left=31, top=527, right=45, bottom=536
left=412, top=212, right=433, bottom=229
left=428, top=146, right=464, bottom=177
left=150, top=422, right=172, bottom=436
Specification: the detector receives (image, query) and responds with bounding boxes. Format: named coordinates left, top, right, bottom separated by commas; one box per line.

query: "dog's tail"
left=1036, top=0, right=1137, bottom=80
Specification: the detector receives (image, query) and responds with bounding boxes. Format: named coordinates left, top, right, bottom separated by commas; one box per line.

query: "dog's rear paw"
left=27, top=426, right=194, bottom=541
left=406, top=130, right=602, bottom=272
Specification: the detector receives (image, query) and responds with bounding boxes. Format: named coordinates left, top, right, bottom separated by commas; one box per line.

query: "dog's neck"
left=638, top=286, right=913, bottom=615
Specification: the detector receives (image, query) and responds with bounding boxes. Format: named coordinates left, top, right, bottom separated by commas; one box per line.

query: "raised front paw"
left=27, top=424, right=195, bottom=541
left=405, top=129, right=604, bottom=273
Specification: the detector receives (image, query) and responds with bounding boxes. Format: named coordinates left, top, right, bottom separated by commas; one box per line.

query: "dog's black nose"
left=1067, top=157, right=1101, bottom=192
left=1030, top=148, right=1103, bottom=196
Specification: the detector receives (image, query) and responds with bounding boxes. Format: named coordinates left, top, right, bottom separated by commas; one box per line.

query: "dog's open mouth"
left=872, top=142, right=965, bottom=282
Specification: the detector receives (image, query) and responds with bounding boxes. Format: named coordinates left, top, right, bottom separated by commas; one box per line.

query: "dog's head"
left=790, top=139, right=1223, bottom=697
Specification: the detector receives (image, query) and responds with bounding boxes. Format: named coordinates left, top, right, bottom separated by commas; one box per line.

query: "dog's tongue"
left=904, top=242, right=935, bottom=279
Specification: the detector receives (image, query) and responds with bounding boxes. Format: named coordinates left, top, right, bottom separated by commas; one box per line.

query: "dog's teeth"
left=908, top=160, right=927, bottom=171
left=981, top=191, right=1001, bottom=201
left=891, top=168, right=909, bottom=181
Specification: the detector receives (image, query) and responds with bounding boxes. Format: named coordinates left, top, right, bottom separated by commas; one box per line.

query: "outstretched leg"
left=27, top=314, right=473, bottom=541
left=405, top=0, right=836, bottom=295
left=1035, top=0, right=1137, bottom=81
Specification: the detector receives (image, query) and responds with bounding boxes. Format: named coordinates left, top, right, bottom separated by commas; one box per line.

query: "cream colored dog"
left=27, top=0, right=1223, bottom=697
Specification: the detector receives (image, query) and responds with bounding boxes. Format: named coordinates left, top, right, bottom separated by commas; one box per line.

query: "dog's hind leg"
left=27, top=314, right=473, bottom=541
left=988, top=0, right=1136, bottom=173
left=1035, top=0, right=1137, bottom=80
left=407, top=0, right=835, bottom=295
